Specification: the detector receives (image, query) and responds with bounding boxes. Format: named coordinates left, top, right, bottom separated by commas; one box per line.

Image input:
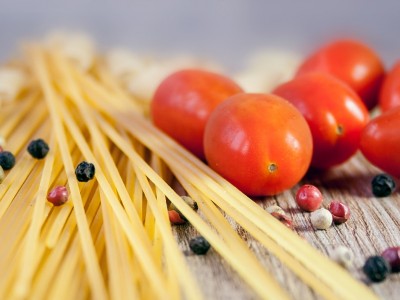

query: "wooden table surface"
left=173, top=153, right=400, bottom=300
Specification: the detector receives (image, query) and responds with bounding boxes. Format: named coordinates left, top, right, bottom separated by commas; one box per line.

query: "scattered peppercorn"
left=328, top=201, right=351, bottom=224
left=47, top=186, right=69, bottom=206
left=168, top=210, right=186, bottom=225
left=181, top=196, right=198, bottom=211
left=381, top=247, right=400, bottom=273
left=295, top=184, right=323, bottom=212
left=271, top=212, right=293, bottom=230
left=169, top=196, right=198, bottom=223
left=0, top=151, right=15, bottom=170
left=266, top=205, right=285, bottom=215
left=330, top=245, right=353, bottom=269
left=189, top=236, right=211, bottom=255
left=75, top=161, right=95, bottom=182
left=0, top=165, right=4, bottom=183
left=27, top=138, right=49, bottom=159
left=363, top=255, right=391, bottom=283
left=310, top=208, right=332, bottom=230
left=371, top=174, right=396, bottom=197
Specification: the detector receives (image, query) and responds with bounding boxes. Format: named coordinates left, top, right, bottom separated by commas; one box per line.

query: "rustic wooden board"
left=173, top=152, right=400, bottom=300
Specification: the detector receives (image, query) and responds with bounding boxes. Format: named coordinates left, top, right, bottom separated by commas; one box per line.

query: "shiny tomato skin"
left=203, top=93, right=313, bottom=196
left=379, top=61, right=400, bottom=112
left=273, top=73, right=369, bottom=169
left=360, top=107, right=400, bottom=178
left=297, top=39, right=385, bottom=110
left=151, top=69, right=243, bottom=159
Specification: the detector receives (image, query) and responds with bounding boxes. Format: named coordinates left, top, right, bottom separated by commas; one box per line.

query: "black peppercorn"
left=189, top=236, right=210, bottom=255
left=0, top=151, right=16, bottom=170
left=371, top=174, right=396, bottom=197
left=363, top=255, right=391, bottom=283
left=27, top=139, right=50, bottom=159
left=75, top=161, right=95, bottom=182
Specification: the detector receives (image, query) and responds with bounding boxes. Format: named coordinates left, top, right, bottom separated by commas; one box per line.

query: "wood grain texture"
left=174, top=152, right=400, bottom=299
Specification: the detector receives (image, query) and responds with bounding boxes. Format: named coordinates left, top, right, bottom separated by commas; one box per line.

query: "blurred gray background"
left=0, top=0, right=399, bottom=70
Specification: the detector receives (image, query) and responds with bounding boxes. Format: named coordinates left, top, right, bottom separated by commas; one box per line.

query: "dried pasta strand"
left=174, top=169, right=285, bottom=290
left=97, top=144, right=139, bottom=300
left=13, top=135, right=56, bottom=298
left=31, top=184, right=101, bottom=300
left=120, top=129, right=145, bottom=222
left=46, top=200, right=102, bottom=300
left=101, top=190, right=140, bottom=300
left=95, top=112, right=289, bottom=300
left=2, top=101, right=48, bottom=154
left=43, top=49, right=171, bottom=299
left=0, top=120, right=52, bottom=223
left=93, top=63, right=145, bottom=114
left=44, top=166, right=93, bottom=248
left=0, top=163, right=48, bottom=296
left=133, top=165, right=202, bottom=300
left=150, top=155, right=171, bottom=268
left=59, top=97, right=169, bottom=298
left=0, top=92, right=38, bottom=136
left=56, top=55, right=199, bottom=300
left=173, top=168, right=337, bottom=299
left=31, top=45, right=108, bottom=300
left=42, top=143, right=80, bottom=248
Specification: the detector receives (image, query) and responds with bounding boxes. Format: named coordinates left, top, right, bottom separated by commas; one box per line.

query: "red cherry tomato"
left=379, top=61, right=400, bottom=112
left=360, top=107, right=400, bottom=178
left=297, top=39, right=385, bottom=110
left=203, top=93, right=313, bottom=196
left=151, top=69, right=243, bottom=159
left=273, top=73, right=369, bottom=169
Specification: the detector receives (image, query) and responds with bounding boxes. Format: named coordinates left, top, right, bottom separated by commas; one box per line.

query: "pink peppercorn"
left=168, top=210, right=186, bottom=225
left=381, top=247, right=400, bottom=273
left=271, top=212, right=294, bottom=230
left=295, top=184, right=323, bottom=212
left=328, top=201, right=351, bottom=224
left=47, top=186, right=69, bottom=206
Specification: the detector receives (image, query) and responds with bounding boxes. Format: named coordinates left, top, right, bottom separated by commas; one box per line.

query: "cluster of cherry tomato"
left=151, top=39, right=400, bottom=197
